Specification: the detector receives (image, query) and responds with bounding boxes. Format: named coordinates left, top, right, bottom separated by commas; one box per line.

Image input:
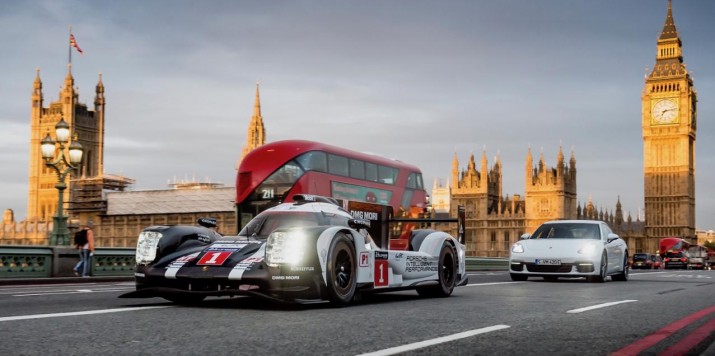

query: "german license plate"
left=536, top=259, right=561, bottom=265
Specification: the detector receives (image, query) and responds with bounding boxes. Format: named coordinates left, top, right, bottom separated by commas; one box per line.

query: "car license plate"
left=536, top=259, right=561, bottom=265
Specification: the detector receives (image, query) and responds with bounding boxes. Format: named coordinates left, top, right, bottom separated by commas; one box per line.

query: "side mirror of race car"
left=348, top=219, right=371, bottom=230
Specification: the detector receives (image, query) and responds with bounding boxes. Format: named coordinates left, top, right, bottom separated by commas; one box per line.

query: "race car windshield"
left=238, top=211, right=321, bottom=238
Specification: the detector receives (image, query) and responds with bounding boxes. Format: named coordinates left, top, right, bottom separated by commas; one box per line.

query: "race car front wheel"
left=417, top=242, right=456, bottom=298
left=326, top=233, right=356, bottom=306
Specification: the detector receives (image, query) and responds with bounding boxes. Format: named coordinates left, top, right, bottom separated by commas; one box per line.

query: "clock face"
left=652, top=99, right=679, bottom=124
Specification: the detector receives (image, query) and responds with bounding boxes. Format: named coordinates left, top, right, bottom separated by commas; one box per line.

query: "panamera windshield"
left=530, top=223, right=600, bottom=240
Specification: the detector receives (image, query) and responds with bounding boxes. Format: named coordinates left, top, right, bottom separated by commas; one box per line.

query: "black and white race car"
left=120, top=195, right=467, bottom=306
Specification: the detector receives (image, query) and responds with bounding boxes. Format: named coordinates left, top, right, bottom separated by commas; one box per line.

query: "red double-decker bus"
left=659, top=237, right=691, bottom=269
left=235, top=140, right=427, bottom=248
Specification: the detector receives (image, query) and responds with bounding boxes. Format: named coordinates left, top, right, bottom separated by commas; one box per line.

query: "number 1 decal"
left=374, top=260, right=388, bottom=287
left=197, top=251, right=232, bottom=266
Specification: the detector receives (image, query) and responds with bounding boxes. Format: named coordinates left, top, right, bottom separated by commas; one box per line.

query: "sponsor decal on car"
left=405, top=255, right=437, bottom=272
left=290, top=266, right=315, bottom=272
left=228, top=246, right=265, bottom=280
left=374, top=251, right=389, bottom=287
left=165, top=252, right=201, bottom=279
left=197, top=251, right=233, bottom=266
left=272, top=275, right=300, bottom=280
left=359, top=251, right=369, bottom=267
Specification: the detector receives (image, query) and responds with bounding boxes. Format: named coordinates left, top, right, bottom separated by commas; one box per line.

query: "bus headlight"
left=136, top=231, right=163, bottom=265
left=266, top=230, right=309, bottom=266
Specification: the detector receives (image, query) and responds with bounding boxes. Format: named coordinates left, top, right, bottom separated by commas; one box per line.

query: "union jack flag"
left=70, top=34, right=83, bottom=54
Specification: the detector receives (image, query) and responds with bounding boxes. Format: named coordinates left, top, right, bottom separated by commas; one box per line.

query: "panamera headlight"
left=578, top=244, right=597, bottom=255
left=136, top=231, right=163, bottom=265
left=266, top=230, right=309, bottom=266
left=512, top=242, right=524, bottom=254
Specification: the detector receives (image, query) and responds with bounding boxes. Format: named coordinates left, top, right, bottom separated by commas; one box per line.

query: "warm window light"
left=55, top=118, right=70, bottom=143
left=41, top=133, right=55, bottom=159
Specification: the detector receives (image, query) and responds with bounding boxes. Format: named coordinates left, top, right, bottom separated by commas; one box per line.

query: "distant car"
left=509, top=220, right=629, bottom=283
left=631, top=253, right=655, bottom=269
left=651, top=254, right=663, bottom=269
left=120, top=194, right=468, bottom=306
left=664, top=251, right=689, bottom=269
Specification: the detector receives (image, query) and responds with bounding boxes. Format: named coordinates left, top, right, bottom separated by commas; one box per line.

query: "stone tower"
left=642, top=0, right=696, bottom=240
left=27, top=65, right=105, bottom=222
left=240, top=83, right=266, bottom=160
left=524, top=146, right=577, bottom=233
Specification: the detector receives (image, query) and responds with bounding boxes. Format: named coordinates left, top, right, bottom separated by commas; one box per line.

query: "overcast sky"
left=1, top=1, right=713, bottom=230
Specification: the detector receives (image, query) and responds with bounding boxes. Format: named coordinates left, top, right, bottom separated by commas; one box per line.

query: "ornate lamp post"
left=41, top=118, right=83, bottom=245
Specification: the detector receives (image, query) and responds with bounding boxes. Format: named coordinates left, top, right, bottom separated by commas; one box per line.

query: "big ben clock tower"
left=642, top=0, right=697, bottom=242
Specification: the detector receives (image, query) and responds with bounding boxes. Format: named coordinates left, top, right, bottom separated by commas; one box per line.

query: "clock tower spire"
left=642, top=0, right=697, bottom=246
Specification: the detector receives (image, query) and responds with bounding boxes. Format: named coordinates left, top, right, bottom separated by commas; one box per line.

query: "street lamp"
left=41, top=118, right=83, bottom=245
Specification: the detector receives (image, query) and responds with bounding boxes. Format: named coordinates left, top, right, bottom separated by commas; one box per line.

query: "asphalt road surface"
left=1, top=270, right=713, bottom=356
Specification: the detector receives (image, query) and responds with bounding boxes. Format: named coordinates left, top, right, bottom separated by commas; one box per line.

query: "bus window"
left=350, top=159, right=365, bottom=179
left=328, top=154, right=349, bottom=176
left=406, top=173, right=417, bottom=189
left=296, top=151, right=327, bottom=172
left=265, top=161, right=304, bottom=185
left=365, top=163, right=378, bottom=182
left=378, top=165, right=397, bottom=184
left=415, top=173, right=424, bottom=189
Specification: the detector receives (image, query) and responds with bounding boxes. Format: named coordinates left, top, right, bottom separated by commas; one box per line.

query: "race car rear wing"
left=345, top=200, right=466, bottom=249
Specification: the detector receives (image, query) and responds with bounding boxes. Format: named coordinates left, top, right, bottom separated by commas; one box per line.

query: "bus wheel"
left=417, top=242, right=456, bottom=298
left=326, top=233, right=356, bottom=306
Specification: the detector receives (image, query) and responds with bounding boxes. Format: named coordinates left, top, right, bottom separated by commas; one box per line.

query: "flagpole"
left=68, top=25, right=72, bottom=67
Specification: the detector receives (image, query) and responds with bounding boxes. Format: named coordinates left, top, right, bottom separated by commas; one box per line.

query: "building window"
left=503, top=231, right=511, bottom=251
left=490, top=231, right=497, bottom=251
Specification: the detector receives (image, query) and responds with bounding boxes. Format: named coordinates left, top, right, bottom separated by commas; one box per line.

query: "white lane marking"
left=566, top=300, right=637, bottom=314
left=0, top=306, right=171, bottom=322
left=13, top=288, right=133, bottom=297
left=356, top=325, right=510, bottom=356
left=466, top=282, right=523, bottom=287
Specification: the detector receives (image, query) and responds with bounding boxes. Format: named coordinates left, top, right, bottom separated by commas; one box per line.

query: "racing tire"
left=612, top=255, right=629, bottom=282
left=417, top=242, right=456, bottom=298
left=510, top=273, right=528, bottom=281
left=164, top=295, right=206, bottom=305
left=588, top=253, right=608, bottom=283
left=326, top=233, right=356, bottom=306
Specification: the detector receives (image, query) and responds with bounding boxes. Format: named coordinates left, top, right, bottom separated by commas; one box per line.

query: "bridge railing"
left=0, top=246, right=507, bottom=279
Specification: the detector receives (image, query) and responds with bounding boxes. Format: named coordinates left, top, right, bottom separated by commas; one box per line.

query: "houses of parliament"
left=1, top=1, right=707, bottom=256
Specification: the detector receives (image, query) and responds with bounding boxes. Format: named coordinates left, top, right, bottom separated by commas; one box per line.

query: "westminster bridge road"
left=0, top=270, right=713, bottom=356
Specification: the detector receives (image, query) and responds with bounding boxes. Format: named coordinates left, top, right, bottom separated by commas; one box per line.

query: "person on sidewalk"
left=73, top=221, right=95, bottom=277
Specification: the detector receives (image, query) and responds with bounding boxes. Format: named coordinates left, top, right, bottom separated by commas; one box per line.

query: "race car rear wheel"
left=326, top=233, right=356, bottom=306
left=417, top=242, right=456, bottom=298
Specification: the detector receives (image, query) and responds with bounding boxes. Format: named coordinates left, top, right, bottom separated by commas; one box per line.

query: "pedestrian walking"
left=73, top=221, right=95, bottom=277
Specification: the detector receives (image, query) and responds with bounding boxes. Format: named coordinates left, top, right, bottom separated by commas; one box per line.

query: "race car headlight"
left=511, top=242, right=524, bottom=254
left=578, top=244, right=597, bottom=255
left=136, top=231, right=163, bottom=265
left=266, top=230, right=309, bottom=266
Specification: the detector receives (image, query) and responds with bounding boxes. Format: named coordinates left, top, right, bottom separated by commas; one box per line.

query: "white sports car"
left=509, top=220, right=629, bottom=282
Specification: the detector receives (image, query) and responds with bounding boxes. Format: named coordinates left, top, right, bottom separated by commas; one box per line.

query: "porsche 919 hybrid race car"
left=120, top=195, right=467, bottom=306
